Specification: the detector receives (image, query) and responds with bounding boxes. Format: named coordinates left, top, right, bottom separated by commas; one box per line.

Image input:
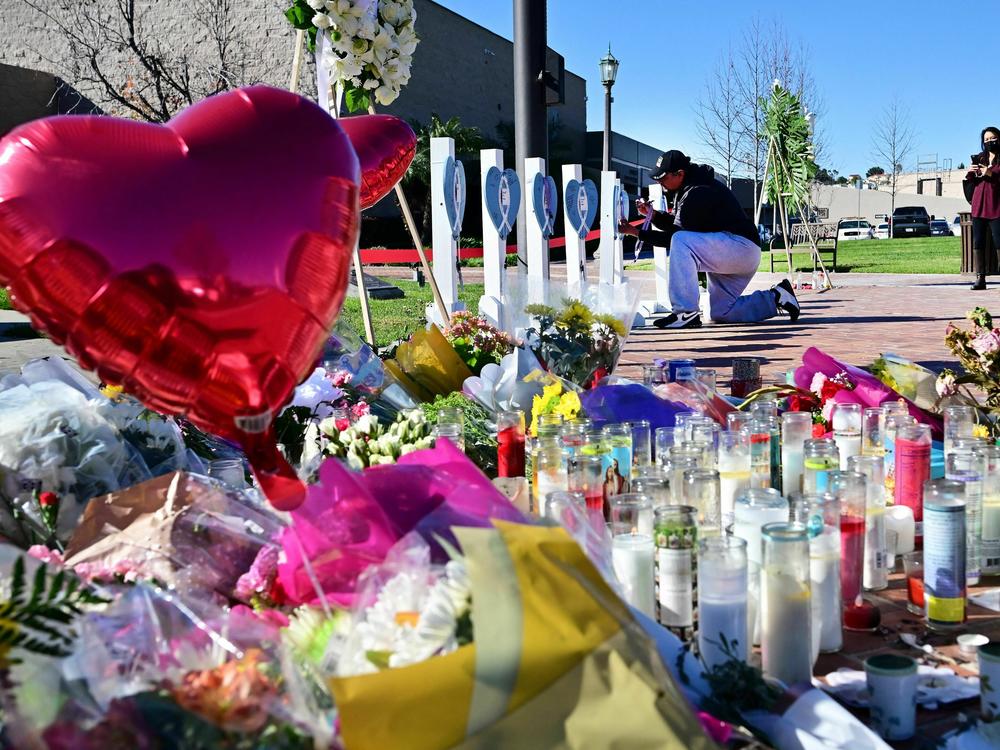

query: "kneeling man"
left=619, top=150, right=799, bottom=329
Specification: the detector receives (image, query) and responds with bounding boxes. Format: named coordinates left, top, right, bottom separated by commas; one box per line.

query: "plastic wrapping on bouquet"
left=0, top=85, right=376, bottom=510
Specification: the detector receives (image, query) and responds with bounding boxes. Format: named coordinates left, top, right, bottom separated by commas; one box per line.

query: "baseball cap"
left=650, top=150, right=691, bottom=180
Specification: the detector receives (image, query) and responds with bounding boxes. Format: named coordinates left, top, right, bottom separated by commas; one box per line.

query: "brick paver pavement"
left=617, top=272, right=986, bottom=386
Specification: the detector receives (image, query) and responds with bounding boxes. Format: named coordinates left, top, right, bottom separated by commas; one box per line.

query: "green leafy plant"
left=441, top=311, right=513, bottom=376
left=0, top=556, right=106, bottom=665
left=421, top=393, right=498, bottom=477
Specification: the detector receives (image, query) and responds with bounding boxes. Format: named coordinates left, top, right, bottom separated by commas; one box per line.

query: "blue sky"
left=435, top=0, right=993, bottom=177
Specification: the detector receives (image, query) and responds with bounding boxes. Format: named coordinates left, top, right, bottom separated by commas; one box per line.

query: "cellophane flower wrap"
left=941, top=306, right=1000, bottom=438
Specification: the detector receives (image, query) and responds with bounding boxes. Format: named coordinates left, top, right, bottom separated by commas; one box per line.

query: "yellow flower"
left=595, top=313, right=627, bottom=337
left=974, top=424, right=990, bottom=440
left=530, top=382, right=566, bottom=436
left=558, top=299, right=595, bottom=330
left=100, top=384, right=124, bottom=401
left=553, top=391, right=581, bottom=422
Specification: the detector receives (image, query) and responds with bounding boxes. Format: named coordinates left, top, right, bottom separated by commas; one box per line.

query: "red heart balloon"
left=339, top=114, right=416, bottom=209
left=0, top=86, right=361, bottom=510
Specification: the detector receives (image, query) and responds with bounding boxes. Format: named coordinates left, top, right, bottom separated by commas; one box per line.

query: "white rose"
left=312, top=12, right=333, bottom=28
left=338, top=13, right=360, bottom=37
left=374, top=84, right=398, bottom=106
left=363, top=78, right=379, bottom=90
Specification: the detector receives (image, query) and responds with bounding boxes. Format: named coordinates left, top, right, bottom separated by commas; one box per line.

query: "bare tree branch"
left=871, top=99, right=917, bottom=228
left=694, top=45, right=746, bottom=187
left=19, top=0, right=262, bottom=122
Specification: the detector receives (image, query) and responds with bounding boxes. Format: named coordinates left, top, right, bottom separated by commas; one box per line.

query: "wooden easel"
left=288, top=30, right=451, bottom=347
left=754, top=136, right=833, bottom=291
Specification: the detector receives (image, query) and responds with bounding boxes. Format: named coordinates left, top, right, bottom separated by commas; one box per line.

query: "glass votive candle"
left=781, top=411, right=813, bottom=496
left=861, top=407, right=883, bottom=457
left=901, top=550, right=924, bottom=615
left=743, top=419, right=773, bottom=489
left=848, top=454, right=889, bottom=592
left=631, top=474, right=671, bottom=508
left=895, top=424, right=931, bottom=535
left=654, top=504, right=698, bottom=638
left=643, top=363, right=668, bottom=386
left=602, top=423, right=634, bottom=494
left=697, top=535, right=748, bottom=670
left=668, top=358, right=696, bottom=383
left=611, top=531, right=656, bottom=619
left=750, top=401, right=778, bottom=419
left=831, top=403, right=862, bottom=470
left=730, top=357, right=762, bottom=399
left=664, top=455, right=700, bottom=507
left=534, top=442, right=567, bottom=516
left=437, top=406, right=464, bottom=429
left=973, top=444, right=1000, bottom=576
left=718, top=431, right=751, bottom=523
left=726, top=411, right=753, bottom=434
left=978, top=643, right=1000, bottom=721
left=803, top=438, right=840, bottom=494
left=559, top=419, right=589, bottom=457
left=923, top=479, right=967, bottom=631
left=683, top=468, right=722, bottom=533
left=691, top=421, right=721, bottom=469
left=945, top=448, right=984, bottom=587
left=943, top=404, right=976, bottom=459
left=568, top=454, right=604, bottom=514
left=790, top=491, right=842, bottom=655
left=654, top=426, right=677, bottom=465
left=760, top=522, right=813, bottom=686
left=865, top=654, right=918, bottom=741
left=433, top=422, right=465, bottom=453
left=497, top=409, right=526, bottom=478
left=674, top=412, right=701, bottom=443
left=629, top=420, right=652, bottom=468
left=829, top=470, right=867, bottom=608
left=734, top=487, right=788, bottom=568
left=610, top=493, right=655, bottom=537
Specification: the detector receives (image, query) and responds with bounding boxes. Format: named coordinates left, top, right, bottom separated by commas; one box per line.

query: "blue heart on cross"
left=532, top=173, right=558, bottom=238
left=442, top=156, right=467, bottom=240
left=483, top=166, right=520, bottom=240
left=564, top=178, right=599, bottom=239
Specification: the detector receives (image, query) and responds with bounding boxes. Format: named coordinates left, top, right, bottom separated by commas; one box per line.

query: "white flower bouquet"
left=285, top=0, right=419, bottom=111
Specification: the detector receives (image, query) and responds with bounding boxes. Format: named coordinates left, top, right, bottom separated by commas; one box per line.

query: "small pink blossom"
left=327, top=369, right=353, bottom=387
left=27, top=545, right=64, bottom=567
left=971, top=329, right=1000, bottom=358
left=351, top=401, right=370, bottom=420
left=235, top=545, right=280, bottom=602
left=936, top=371, right=958, bottom=398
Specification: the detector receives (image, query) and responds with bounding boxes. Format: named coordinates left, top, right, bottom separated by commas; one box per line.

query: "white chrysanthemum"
left=312, top=12, right=332, bottom=29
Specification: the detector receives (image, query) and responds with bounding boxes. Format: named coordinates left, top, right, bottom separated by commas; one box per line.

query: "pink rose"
left=809, top=371, right=828, bottom=396
left=27, top=544, right=64, bottom=567
left=971, top=329, right=1000, bottom=358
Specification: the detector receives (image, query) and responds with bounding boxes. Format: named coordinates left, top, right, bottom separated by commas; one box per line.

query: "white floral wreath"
left=305, top=0, right=418, bottom=111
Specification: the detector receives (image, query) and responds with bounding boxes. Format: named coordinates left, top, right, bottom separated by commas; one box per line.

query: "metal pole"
left=513, top=0, right=548, bottom=274
left=603, top=89, right=608, bottom=170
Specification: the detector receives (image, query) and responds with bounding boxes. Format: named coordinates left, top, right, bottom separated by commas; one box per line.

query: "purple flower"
left=971, top=329, right=1000, bottom=358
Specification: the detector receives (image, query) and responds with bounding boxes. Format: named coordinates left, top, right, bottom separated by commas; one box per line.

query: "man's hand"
left=635, top=198, right=654, bottom=218
left=618, top=218, right=639, bottom=236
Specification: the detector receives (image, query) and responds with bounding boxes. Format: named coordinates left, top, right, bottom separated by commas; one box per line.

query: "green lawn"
left=626, top=235, right=961, bottom=275
left=340, top=279, right=485, bottom=349
left=0, top=288, right=9, bottom=311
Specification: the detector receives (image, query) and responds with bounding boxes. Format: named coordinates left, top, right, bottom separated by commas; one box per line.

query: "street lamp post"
left=599, top=45, right=619, bottom=173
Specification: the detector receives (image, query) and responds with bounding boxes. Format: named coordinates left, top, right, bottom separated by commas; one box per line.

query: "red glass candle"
left=497, top=410, right=526, bottom=478
left=895, top=424, right=931, bottom=539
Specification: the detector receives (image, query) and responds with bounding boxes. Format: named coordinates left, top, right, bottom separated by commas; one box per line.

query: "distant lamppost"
left=599, top=45, right=619, bottom=172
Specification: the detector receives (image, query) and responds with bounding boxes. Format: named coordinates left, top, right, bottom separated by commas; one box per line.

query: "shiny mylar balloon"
left=0, top=86, right=362, bottom=510
left=338, top=114, right=416, bottom=209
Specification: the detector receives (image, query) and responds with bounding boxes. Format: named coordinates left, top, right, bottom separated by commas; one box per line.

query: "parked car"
left=930, top=219, right=951, bottom=236
left=873, top=222, right=890, bottom=239
left=891, top=206, right=931, bottom=238
left=951, top=215, right=962, bottom=236
left=836, top=218, right=873, bottom=241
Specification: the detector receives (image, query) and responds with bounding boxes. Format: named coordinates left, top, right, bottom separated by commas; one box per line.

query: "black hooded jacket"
left=637, top=163, right=759, bottom=247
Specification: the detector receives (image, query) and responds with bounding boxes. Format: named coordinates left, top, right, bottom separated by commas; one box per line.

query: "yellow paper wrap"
left=383, top=324, right=474, bottom=403
left=330, top=521, right=716, bottom=750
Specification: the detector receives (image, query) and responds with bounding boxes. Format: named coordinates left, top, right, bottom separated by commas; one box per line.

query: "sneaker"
left=653, top=311, right=702, bottom=329
left=772, top=279, right=801, bottom=321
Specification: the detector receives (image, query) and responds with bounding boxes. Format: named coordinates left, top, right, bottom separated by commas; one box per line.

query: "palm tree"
left=404, top=114, right=492, bottom=242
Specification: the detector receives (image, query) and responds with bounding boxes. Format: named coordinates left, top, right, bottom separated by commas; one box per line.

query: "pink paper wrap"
left=794, top=347, right=942, bottom=439
left=278, top=440, right=526, bottom=606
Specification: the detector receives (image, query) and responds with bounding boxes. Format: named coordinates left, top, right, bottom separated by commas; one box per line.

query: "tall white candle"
left=612, top=533, right=655, bottom=618
left=719, top=451, right=751, bottom=522
left=833, top=432, right=862, bottom=470
left=810, top=526, right=842, bottom=653
left=762, top=571, right=814, bottom=686
left=885, top=505, right=915, bottom=555
left=782, top=445, right=805, bottom=497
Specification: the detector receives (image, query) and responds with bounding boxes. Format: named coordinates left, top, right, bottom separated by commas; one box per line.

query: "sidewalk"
left=617, top=272, right=982, bottom=385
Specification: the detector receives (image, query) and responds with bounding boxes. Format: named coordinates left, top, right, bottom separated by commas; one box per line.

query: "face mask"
left=986, top=140, right=1000, bottom=154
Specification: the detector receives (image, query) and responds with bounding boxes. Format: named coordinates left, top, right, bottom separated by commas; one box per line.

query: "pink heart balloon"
left=339, top=114, right=416, bottom=209
left=0, top=86, right=362, bottom=509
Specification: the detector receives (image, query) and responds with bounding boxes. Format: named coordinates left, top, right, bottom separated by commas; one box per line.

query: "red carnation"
left=38, top=492, right=59, bottom=508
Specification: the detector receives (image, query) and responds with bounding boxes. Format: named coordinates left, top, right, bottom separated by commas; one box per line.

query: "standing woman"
left=968, top=126, right=1000, bottom=290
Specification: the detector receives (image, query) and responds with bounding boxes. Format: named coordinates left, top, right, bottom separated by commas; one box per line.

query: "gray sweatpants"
left=669, top=230, right=778, bottom=323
